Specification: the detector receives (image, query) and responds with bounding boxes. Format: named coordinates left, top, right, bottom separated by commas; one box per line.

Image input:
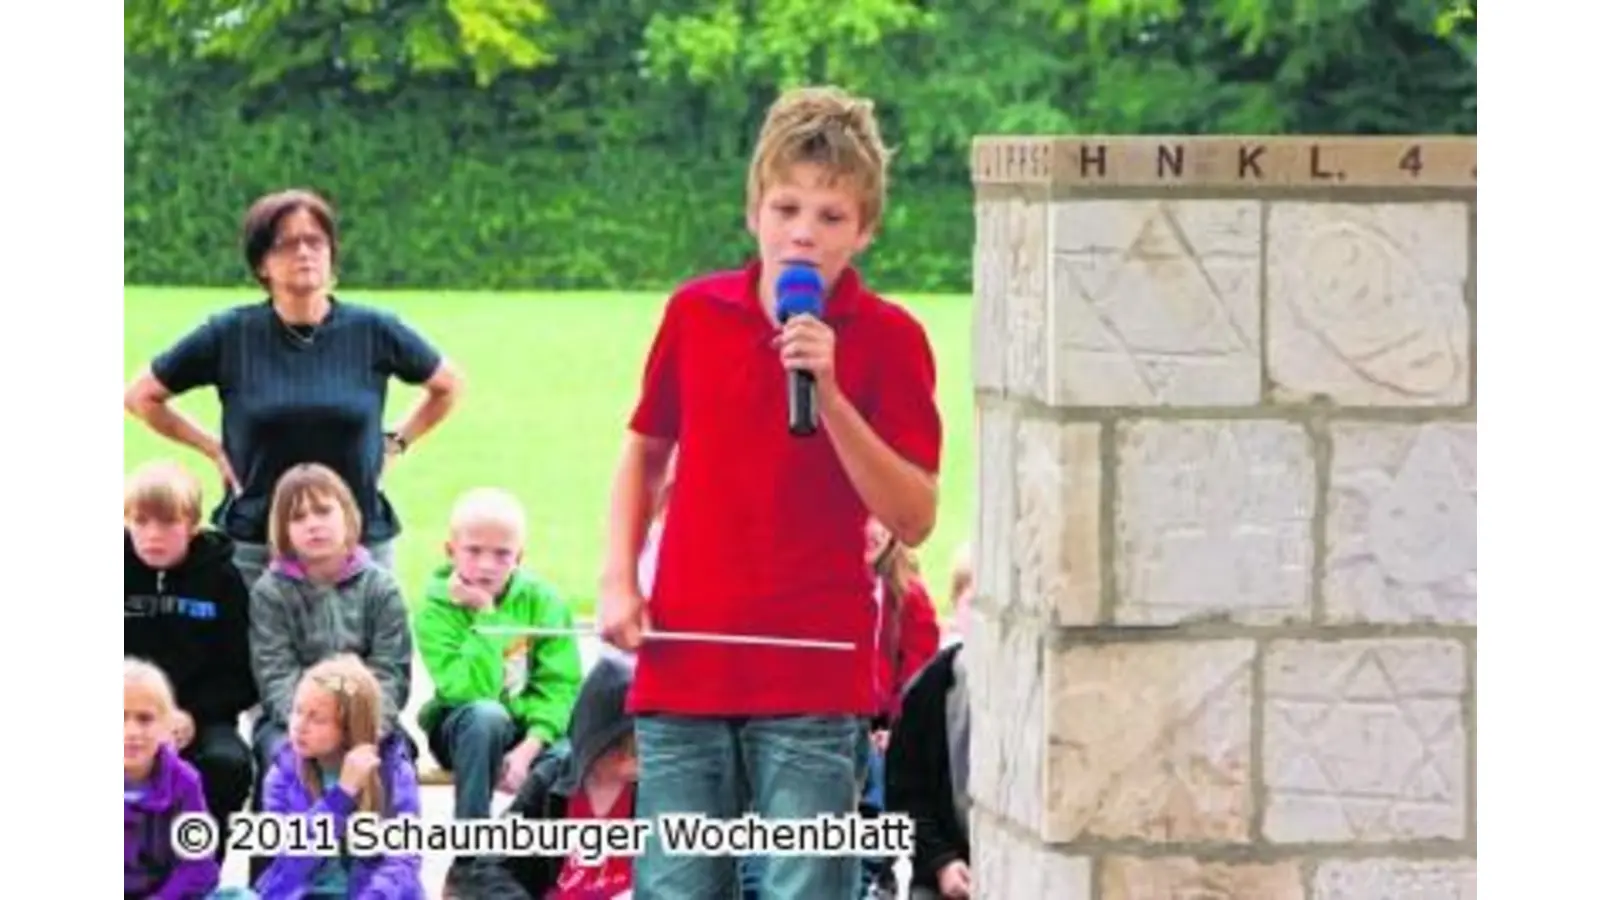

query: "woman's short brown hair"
left=267, top=463, right=362, bottom=560
left=242, top=188, right=339, bottom=286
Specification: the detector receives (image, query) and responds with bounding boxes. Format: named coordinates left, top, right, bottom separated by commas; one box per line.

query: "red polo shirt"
left=625, top=261, right=942, bottom=717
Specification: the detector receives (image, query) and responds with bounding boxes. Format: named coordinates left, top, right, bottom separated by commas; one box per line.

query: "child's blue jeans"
left=426, top=700, right=522, bottom=819
left=635, top=714, right=862, bottom=900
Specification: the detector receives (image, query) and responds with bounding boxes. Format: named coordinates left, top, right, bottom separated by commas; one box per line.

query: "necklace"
left=273, top=297, right=332, bottom=347
left=285, top=322, right=318, bottom=345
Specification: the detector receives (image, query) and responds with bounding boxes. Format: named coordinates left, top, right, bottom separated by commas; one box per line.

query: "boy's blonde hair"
left=449, top=487, right=528, bottom=545
left=950, top=540, right=974, bottom=635
left=949, top=541, right=973, bottom=607
left=299, top=654, right=387, bottom=815
left=268, top=463, right=362, bottom=559
left=124, top=460, right=203, bottom=528
left=124, top=657, right=177, bottom=718
left=747, top=85, right=892, bottom=230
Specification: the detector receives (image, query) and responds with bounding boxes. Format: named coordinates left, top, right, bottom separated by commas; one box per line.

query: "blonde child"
left=248, top=464, right=414, bottom=809
left=866, top=518, right=941, bottom=729
left=125, top=658, right=221, bottom=899
left=255, top=654, right=423, bottom=899
left=947, top=540, right=973, bottom=638
left=822, top=519, right=937, bottom=898
left=124, top=461, right=257, bottom=860
left=415, top=487, right=583, bottom=819
left=599, top=85, right=943, bottom=898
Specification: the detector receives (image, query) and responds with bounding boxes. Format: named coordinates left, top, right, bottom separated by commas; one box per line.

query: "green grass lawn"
left=124, top=287, right=976, bottom=618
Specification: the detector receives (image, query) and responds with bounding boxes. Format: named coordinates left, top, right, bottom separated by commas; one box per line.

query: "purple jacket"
left=255, top=733, right=423, bottom=900
left=125, top=743, right=221, bottom=899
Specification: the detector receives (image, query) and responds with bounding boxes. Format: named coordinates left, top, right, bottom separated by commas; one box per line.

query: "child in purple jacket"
left=254, top=654, right=422, bottom=900
left=126, top=658, right=222, bottom=898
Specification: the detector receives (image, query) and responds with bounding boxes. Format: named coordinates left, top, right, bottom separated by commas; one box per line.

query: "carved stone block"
left=1045, top=640, right=1255, bottom=842
left=1326, top=423, right=1477, bottom=624
left=1115, top=420, right=1315, bottom=624
left=1263, top=639, right=1469, bottom=842
left=1052, top=200, right=1262, bottom=406
left=1267, top=203, right=1471, bottom=406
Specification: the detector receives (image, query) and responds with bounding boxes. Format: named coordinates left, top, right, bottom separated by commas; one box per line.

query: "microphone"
left=775, top=263, right=825, bottom=437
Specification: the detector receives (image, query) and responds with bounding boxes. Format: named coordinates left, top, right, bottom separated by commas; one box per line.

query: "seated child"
left=856, top=518, right=941, bottom=897
left=255, top=654, right=423, bottom=899
left=443, top=650, right=640, bottom=900
left=125, top=658, right=221, bottom=899
left=249, top=463, right=414, bottom=781
left=864, top=517, right=940, bottom=786
left=946, top=540, right=973, bottom=638
left=416, top=487, right=583, bottom=819
left=884, top=607, right=972, bottom=899
left=124, top=460, right=258, bottom=859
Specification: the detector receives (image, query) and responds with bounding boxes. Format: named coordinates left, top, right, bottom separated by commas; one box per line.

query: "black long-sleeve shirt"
left=885, top=642, right=970, bottom=891
left=125, top=529, right=258, bottom=725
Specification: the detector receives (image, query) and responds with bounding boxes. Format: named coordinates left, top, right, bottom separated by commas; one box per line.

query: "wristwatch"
left=384, top=430, right=409, bottom=455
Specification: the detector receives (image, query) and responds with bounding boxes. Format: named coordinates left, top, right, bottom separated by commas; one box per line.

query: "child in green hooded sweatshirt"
left=416, top=487, right=584, bottom=819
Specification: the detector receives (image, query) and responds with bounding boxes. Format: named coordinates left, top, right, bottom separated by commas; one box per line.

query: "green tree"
left=124, top=0, right=555, bottom=91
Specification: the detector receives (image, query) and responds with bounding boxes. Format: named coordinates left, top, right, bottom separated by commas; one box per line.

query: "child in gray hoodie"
left=246, top=462, right=413, bottom=892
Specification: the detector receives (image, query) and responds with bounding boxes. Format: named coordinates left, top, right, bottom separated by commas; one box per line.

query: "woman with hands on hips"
left=124, top=188, right=462, bottom=586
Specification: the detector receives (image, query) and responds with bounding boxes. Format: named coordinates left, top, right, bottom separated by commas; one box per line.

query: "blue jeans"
left=635, top=715, right=862, bottom=900
left=862, top=742, right=885, bottom=813
left=427, top=701, right=522, bottom=818
left=858, top=739, right=889, bottom=895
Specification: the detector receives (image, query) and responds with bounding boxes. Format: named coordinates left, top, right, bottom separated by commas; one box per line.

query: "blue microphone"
left=775, top=263, right=825, bottom=436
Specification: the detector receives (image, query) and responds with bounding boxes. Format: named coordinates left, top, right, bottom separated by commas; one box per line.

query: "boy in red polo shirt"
left=598, top=85, right=942, bottom=900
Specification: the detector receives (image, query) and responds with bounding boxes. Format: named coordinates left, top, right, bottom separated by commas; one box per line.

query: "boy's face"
left=288, top=683, right=344, bottom=761
left=446, top=520, right=523, bottom=596
left=124, top=684, right=168, bottom=773
left=127, top=510, right=193, bottom=570
left=748, top=161, right=874, bottom=300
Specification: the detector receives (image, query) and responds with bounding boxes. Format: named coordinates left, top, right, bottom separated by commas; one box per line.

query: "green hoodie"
left=415, top=565, right=583, bottom=743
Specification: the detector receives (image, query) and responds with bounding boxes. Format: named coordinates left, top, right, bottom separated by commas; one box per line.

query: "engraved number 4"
left=1399, top=145, right=1423, bottom=177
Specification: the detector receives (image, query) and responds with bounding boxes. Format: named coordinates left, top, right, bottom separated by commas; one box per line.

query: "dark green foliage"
left=124, top=0, right=1473, bottom=292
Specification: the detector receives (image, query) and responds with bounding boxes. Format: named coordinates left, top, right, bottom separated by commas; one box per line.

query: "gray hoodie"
left=248, top=547, right=413, bottom=734
left=554, top=648, right=638, bottom=795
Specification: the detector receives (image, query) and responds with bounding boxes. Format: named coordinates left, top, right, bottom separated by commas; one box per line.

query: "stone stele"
left=967, top=134, right=1475, bottom=900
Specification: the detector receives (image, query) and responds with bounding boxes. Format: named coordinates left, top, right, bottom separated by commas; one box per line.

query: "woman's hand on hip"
left=208, top=444, right=242, bottom=495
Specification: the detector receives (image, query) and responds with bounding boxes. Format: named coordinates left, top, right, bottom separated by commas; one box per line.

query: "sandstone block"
left=1263, top=639, right=1468, bottom=842
left=1115, top=420, right=1315, bottom=624
left=1312, top=859, right=1476, bottom=899
left=1101, top=857, right=1305, bottom=900
left=973, top=403, right=1018, bottom=617
left=973, top=188, right=1050, bottom=399
left=1326, top=423, right=1476, bottom=624
left=967, top=610, right=1047, bottom=833
left=1050, top=200, right=1262, bottom=406
left=1045, top=640, right=1254, bottom=842
left=971, top=808, right=1093, bottom=899
left=1014, top=420, right=1101, bottom=625
left=1266, top=202, right=1471, bottom=406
